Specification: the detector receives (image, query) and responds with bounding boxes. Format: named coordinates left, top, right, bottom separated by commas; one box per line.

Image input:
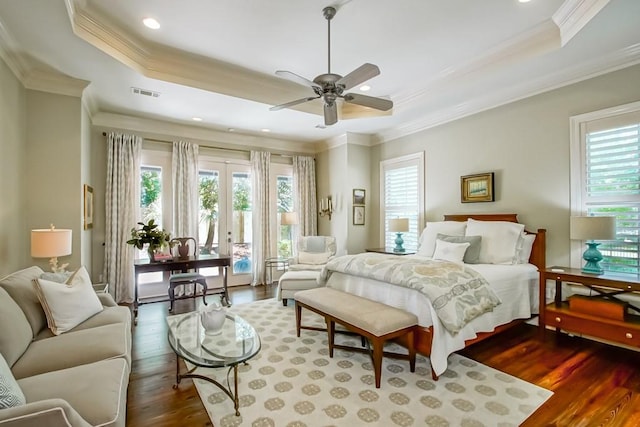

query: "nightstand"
left=539, top=267, right=640, bottom=348
left=365, top=247, right=416, bottom=256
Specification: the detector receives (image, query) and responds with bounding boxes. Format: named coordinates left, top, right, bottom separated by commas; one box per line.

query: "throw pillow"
left=432, top=239, right=470, bottom=263
left=33, top=266, right=103, bottom=335
left=298, top=251, right=332, bottom=265
left=416, top=221, right=467, bottom=258
left=517, top=233, right=536, bottom=264
left=436, top=233, right=482, bottom=264
left=0, top=353, right=26, bottom=408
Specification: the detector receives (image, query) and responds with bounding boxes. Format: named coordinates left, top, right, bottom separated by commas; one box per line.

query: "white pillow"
left=432, top=239, right=470, bottom=263
left=465, top=218, right=525, bottom=264
left=517, top=233, right=536, bottom=264
left=417, top=221, right=467, bottom=257
left=33, top=266, right=103, bottom=335
left=298, top=251, right=332, bottom=265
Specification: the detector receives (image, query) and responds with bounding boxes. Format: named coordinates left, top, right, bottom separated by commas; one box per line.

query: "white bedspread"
left=324, top=255, right=539, bottom=377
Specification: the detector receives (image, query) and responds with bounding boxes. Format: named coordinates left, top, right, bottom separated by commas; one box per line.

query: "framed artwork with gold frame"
left=84, top=184, right=94, bottom=229
left=461, top=172, right=494, bottom=203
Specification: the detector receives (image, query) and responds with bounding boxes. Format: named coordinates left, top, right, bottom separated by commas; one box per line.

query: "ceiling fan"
left=270, top=6, right=393, bottom=126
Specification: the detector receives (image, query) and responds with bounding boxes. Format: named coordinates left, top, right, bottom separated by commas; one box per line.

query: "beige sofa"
left=0, top=266, right=132, bottom=427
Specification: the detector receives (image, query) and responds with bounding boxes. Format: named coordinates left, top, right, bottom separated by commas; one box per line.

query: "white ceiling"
left=0, top=0, right=638, bottom=147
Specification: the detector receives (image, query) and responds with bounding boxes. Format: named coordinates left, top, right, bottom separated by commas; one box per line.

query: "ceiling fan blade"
left=324, top=103, right=338, bottom=126
left=275, top=70, right=321, bottom=89
left=343, top=93, right=393, bottom=111
left=336, top=63, right=380, bottom=91
left=269, top=96, right=320, bottom=111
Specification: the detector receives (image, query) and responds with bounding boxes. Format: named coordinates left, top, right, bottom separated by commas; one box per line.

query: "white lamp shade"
left=281, top=212, right=298, bottom=225
left=389, top=218, right=409, bottom=233
left=570, top=216, right=616, bottom=241
left=31, top=228, right=72, bottom=258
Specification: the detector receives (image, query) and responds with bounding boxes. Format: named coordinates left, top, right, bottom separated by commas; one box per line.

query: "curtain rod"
left=101, top=132, right=303, bottom=158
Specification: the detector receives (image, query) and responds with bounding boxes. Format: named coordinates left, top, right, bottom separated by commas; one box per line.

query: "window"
left=277, top=174, right=294, bottom=258
left=571, top=101, right=640, bottom=274
left=380, top=153, right=425, bottom=250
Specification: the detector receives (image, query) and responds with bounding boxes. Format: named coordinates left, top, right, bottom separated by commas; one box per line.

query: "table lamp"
left=570, top=216, right=616, bottom=274
left=389, top=218, right=409, bottom=253
left=31, top=225, right=72, bottom=273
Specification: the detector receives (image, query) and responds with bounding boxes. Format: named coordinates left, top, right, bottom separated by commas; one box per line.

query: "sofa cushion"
left=0, top=352, right=26, bottom=408
left=0, top=288, right=33, bottom=367
left=0, top=266, right=46, bottom=337
left=11, top=323, right=131, bottom=379
left=33, top=266, right=104, bottom=335
left=35, top=305, right=131, bottom=340
left=18, top=358, right=129, bottom=427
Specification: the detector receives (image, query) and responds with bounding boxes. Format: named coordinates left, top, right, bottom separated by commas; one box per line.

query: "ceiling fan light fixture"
left=359, top=85, right=371, bottom=92
left=270, top=6, right=393, bottom=127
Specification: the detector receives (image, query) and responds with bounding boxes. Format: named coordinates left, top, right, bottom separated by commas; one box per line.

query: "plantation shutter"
left=381, top=154, right=424, bottom=250
left=583, top=121, right=640, bottom=274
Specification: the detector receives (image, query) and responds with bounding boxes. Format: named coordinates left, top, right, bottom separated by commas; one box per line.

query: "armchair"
left=288, top=236, right=337, bottom=272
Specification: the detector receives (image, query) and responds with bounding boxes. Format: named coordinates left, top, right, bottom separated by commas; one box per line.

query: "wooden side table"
left=539, top=266, right=640, bottom=348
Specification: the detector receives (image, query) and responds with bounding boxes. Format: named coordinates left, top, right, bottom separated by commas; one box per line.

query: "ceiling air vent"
left=131, top=87, right=160, bottom=98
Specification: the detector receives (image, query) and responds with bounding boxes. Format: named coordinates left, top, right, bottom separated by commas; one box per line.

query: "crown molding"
left=22, top=69, right=89, bottom=97
left=553, top=0, right=611, bottom=45
left=378, top=44, right=640, bottom=144
left=0, top=17, right=31, bottom=83
left=92, top=112, right=318, bottom=155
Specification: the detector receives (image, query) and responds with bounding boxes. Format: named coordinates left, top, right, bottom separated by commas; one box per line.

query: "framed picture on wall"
left=353, top=189, right=366, bottom=205
left=84, top=184, right=94, bottom=229
left=353, top=206, right=365, bottom=225
left=461, top=172, right=494, bottom=203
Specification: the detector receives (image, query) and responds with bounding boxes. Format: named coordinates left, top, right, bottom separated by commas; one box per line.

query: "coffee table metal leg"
left=172, top=355, right=242, bottom=416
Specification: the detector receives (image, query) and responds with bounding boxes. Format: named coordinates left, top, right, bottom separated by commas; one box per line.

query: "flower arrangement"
left=126, top=219, right=172, bottom=258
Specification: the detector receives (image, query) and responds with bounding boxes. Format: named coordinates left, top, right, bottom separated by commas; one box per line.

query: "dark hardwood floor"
left=126, top=285, right=640, bottom=426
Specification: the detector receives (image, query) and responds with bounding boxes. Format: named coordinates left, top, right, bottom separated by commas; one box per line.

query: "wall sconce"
left=319, top=196, right=333, bottom=220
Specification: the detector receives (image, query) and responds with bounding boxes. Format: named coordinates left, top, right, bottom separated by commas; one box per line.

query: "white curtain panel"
left=293, top=156, right=317, bottom=239
left=251, top=151, right=271, bottom=285
left=172, top=141, right=200, bottom=242
left=104, top=132, right=141, bottom=304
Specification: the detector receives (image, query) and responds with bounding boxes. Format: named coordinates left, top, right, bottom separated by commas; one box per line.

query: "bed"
left=320, top=213, right=546, bottom=378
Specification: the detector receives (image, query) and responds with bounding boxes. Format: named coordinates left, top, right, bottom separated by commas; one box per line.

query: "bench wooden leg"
left=372, top=337, right=384, bottom=389
left=407, top=329, right=416, bottom=373
left=328, top=319, right=335, bottom=358
left=295, top=303, right=302, bottom=337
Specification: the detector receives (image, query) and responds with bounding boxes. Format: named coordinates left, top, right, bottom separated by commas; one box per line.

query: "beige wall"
left=370, top=63, right=640, bottom=266
left=0, top=55, right=27, bottom=276
left=26, top=90, right=84, bottom=273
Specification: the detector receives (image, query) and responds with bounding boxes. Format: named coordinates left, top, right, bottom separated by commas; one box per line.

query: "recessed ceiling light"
left=359, top=85, right=371, bottom=92
left=518, top=0, right=531, bottom=3
left=192, top=117, right=202, bottom=121
left=143, top=18, right=160, bottom=29
left=261, top=128, right=271, bottom=133
left=228, top=128, right=235, bottom=132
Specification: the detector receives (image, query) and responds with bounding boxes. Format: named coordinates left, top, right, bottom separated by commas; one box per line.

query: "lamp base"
left=582, top=241, right=604, bottom=275
left=393, top=233, right=405, bottom=253
left=49, top=257, right=68, bottom=274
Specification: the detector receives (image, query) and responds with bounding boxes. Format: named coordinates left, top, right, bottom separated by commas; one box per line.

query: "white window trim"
left=569, top=100, right=640, bottom=269
left=379, top=152, right=425, bottom=246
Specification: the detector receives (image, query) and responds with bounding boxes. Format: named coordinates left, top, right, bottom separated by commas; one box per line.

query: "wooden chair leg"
left=168, top=283, right=176, bottom=313
left=198, top=279, right=208, bottom=306
left=328, top=319, right=335, bottom=358
left=407, top=329, right=416, bottom=372
left=295, top=303, right=302, bottom=337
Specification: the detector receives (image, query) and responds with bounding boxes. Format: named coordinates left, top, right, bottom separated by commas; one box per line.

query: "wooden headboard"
left=443, top=213, right=546, bottom=271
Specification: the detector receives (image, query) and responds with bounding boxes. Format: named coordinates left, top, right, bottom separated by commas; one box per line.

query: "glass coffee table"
left=167, top=311, right=260, bottom=416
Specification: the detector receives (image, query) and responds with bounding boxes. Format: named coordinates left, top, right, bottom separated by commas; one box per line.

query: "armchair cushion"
left=290, top=236, right=337, bottom=271
left=298, top=251, right=333, bottom=265
left=0, top=353, right=26, bottom=408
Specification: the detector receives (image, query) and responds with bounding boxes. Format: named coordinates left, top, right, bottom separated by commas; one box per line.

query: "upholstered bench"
left=295, top=287, right=417, bottom=388
left=276, top=270, right=322, bottom=306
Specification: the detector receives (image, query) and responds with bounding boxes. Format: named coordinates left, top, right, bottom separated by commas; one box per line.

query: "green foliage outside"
left=199, top=174, right=219, bottom=253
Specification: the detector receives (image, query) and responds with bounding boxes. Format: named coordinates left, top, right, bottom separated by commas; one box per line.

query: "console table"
left=539, top=266, right=640, bottom=349
left=133, top=254, right=231, bottom=324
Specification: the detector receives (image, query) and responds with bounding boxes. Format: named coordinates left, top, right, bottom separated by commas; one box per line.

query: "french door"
left=198, top=160, right=253, bottom=286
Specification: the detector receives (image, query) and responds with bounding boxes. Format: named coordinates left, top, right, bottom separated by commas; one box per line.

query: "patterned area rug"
left=174, top=299, right=552, bottom=427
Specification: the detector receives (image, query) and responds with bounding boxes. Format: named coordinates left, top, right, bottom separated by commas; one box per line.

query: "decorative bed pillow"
left=436, top=233, right=482, bottom=264
left=516, top=233, right=536, bottom=264
left=417, top=221, right=467, bottom=257
left=0, top=353, right=25, bottom=408
left=465, top=218, right=525, bottom=264
left=432, top=239, right=470, bottom=263
left=32, top=266, right=103, bottom=335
